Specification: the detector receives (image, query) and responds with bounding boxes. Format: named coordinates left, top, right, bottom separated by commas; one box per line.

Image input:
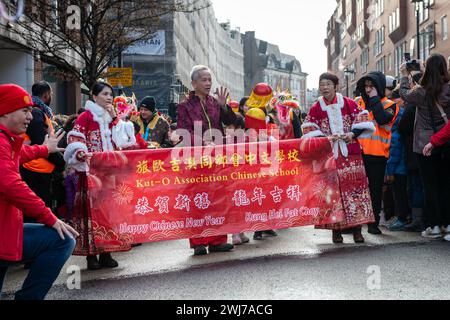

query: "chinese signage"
left=87, top=139, right=344, bottom=249
left=107, top=68, right=133, bottom=88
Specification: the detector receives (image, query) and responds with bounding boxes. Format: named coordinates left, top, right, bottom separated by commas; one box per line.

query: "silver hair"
left=190, top=65, right=211, bottom=81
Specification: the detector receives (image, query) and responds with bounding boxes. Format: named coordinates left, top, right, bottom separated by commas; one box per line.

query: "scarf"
left=32, top=96, right=53, bottom=118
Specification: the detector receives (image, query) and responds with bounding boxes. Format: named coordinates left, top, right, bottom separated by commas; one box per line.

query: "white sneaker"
left=444, top=234, right=450, bottom=242
left=421, top=226, right=443, bottom=239
left=445, top=225, right=450, bottom=235
left=379, top=212, right=389, bottom=228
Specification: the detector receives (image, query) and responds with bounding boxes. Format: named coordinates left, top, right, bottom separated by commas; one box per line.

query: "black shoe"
left=353, top=229, right=365, bottom=243
left=99, top=253, right=119, bottom=268
left=368, top=225, right=382, bottom=235
left=253, top=231, right=263, bottom=241
left=208, top=243, right=234, bottom=253
left=332, top=230, right=344, bottom=244
left=263, top=230, right=278, bottom=237
left=193, top=245, right=207, bottom=256
left=87, top=255, right=102, bottom=270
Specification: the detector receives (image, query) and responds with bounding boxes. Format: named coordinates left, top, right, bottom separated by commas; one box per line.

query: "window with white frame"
left=374, top=26, right=385, bottom=56
left=351, top=33, right=357, bottom=51
left=388, top=8, right=400, bottom=33
left=395, top=43, right=406, bottom=77
left=350, top=60, right=356, bottom=80
left=357, top=0, right=364, bottom=14
left=361, top=48, right=369, bottom=74
left=375, top=0, right=384, bottom=18
left=357, top=23, right=364, bottom=40
left=442, top=16, right=448, bottom=41
left=340, top=22, right=346, bottom=40
left=346, top=12, right=353, bottom=31
left=376, top=57, right=385, bottom=73
left=387, top=53, right=392, bottom=71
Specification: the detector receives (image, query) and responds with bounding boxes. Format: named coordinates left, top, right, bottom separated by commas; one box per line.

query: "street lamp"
left=344, top=68, right=356, bottom=98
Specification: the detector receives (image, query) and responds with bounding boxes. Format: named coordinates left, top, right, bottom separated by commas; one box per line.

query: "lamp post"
left=344, top=68, right=356, bottom=98
left=412, top=0, right=422, bottom=60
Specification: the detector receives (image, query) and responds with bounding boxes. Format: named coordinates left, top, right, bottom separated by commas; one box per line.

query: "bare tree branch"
left=5, top=0, right=210, bottom=89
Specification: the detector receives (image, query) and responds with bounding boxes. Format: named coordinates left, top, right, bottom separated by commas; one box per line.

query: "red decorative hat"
left=0, top=84, right=33, bottom=116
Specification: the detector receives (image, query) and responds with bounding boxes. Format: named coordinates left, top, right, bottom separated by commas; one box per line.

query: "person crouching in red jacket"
left=0, top=84, right=78, bottom=300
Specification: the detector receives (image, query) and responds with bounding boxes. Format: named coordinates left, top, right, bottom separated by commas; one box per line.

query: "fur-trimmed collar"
left=85, top=100, right=114, bottom=151
left=85, top=100, right=113, bottom=125
left=318, top=93, right=345, bottom=111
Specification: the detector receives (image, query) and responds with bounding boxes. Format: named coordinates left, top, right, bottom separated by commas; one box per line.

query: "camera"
left=404, top=53, right=421, bottom=72
left=406, top=59, right=421, bottom=72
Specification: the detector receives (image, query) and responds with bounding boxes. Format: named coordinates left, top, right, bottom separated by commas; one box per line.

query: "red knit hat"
left=0, top=84, right=33, bottom=116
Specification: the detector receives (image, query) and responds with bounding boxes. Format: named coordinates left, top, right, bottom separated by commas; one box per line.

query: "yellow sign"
left=107, top=68, right=133, bottom=87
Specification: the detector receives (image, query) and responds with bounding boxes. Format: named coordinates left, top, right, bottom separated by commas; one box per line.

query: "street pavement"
left=44, top=241, right=450, bottom=300
left=1, top=226, right=447, bottom=299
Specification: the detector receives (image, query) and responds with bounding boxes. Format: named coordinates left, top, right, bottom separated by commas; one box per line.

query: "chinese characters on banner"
left=86, top=139, right=344, bottom=249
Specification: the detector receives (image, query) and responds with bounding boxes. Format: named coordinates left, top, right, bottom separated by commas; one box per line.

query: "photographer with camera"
left=400, top=53, right=450, bottom=239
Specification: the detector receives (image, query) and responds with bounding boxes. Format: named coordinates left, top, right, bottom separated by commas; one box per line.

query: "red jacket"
left=431, top=121, right=450, bottom=147
left=0, top=125, right=58, bottom=262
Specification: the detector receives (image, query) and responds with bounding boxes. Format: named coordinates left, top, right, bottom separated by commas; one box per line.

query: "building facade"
left=123, top=4, right=245, bottom=115
left=0, top=5, right=82, bottom=115
left=243, top=31, right=308, bottom=108
left=325, top=0, right=450, bottom=97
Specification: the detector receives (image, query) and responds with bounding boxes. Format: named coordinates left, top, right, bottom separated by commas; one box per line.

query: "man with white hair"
left=177, top=65, right=237, bottom=256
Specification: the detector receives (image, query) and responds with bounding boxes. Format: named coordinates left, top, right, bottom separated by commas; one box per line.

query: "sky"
left=210, top=0, right=337, bottom=89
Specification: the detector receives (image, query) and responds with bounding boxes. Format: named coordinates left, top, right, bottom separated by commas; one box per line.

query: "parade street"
left=3, top=227, right=448, bottom=300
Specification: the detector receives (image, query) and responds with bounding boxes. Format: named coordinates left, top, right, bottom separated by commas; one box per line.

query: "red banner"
left=87, top=138, right=344, bottom=248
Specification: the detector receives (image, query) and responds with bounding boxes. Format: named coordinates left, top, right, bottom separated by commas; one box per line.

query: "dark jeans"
left=0, top=224, right=75, bottom=300
left=407, top=169, right=424, bottom=209
left=416, top=153, right=450, bottom=228
left=392, top=174, right=410, bottom=222
left=363, top=155, right=388, bottom=227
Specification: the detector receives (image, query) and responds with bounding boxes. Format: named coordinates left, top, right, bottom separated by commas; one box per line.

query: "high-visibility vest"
left=22, top=114, right=55, bottom=174
left=355, top=96, right=399, bottom=158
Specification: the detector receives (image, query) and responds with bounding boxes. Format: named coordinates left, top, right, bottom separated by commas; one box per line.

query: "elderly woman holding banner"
left=302, top=73, right=376, bottom=244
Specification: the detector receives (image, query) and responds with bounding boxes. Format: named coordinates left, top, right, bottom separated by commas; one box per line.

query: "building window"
left=375, top=0, right=384, bottom=17
left=442, top=16, right=448, bottom=41
left=346, top=12, right=353, bottom=31
left=417, top=0, right=434, bottom=25
left=389, top=8, right=400, bottom=33
left=361, top=49, right=369, bottom=74
left=350, top=61, right=356, bottom=81
left=395, top=43, right=406, bottom=77
left=376, top=57, right=385, bottom=73
left=374, top=26, right=385, bottom=57
left=357, top=23, right=364, bottom=40
left=387, top=53, right=392, bottom=71
left=357, top=0, right=364, bottom=14
left=340, top=22, right=346, bottom=40
left=342, top=46, right=348, bottom=59
left=351, top=33, right=357, bottom=51
left=420, top=24, right=435, bottom=60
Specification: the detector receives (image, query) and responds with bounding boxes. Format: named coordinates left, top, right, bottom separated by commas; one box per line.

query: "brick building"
left=325, top=0, right=450, bottom=97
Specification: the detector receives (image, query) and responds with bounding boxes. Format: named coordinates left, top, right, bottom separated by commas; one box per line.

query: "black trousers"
left=392, top=174, right=411, bottom=222
left=416, top=152, right=450, bottom=228
left=363, top=155, right=388, bottom=227
left=20, top=167, right=53, bottom=223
